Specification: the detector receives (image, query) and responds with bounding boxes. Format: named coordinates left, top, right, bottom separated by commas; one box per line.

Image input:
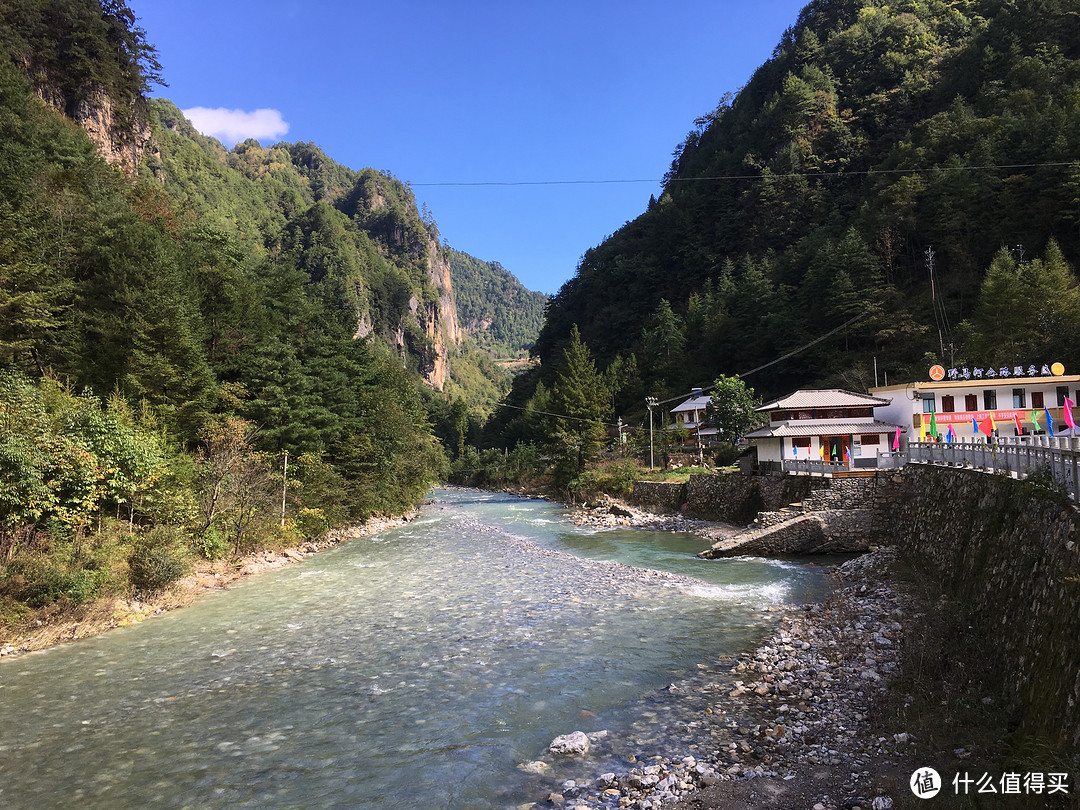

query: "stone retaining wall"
left=684, top=474, right=821, bottom=523
left=700, top=514, right=826, bottom=557
left=876, top=465, right=1080, bottom=759
left=630, top=481, right=687, bottom=514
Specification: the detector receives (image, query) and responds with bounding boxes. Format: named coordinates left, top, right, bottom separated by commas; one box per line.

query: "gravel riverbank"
left=517, top=498, right=919, bottom=810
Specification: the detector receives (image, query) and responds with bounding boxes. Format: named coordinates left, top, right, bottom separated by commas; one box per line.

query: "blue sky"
left=127, top=1, right=807, bottom=294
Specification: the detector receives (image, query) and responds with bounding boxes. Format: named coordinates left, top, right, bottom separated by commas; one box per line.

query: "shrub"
left=1, top=556, right=105, bottom=608
left=128, top=526, right=192, bottom=593
left=192, top=525, right=227, bottom=560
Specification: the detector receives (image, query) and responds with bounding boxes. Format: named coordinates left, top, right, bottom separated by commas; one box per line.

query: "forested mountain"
left=0, top=0, right=539, bottom=617
left=521, top=0, right=1080, bottom=427
left=448, top=249, right=548, bottom=357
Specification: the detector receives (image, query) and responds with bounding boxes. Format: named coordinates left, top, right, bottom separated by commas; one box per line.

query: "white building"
left=870, top=364, right=1080, bottom=440
left=669, top=390, right=718, bottom=445
left=744, top=389, right=903, bottom=469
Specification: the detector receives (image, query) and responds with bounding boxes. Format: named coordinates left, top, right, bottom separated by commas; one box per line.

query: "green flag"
left=1031, top=409, right=1040, bottom=430
left=929, top=410, right=939, bottom=439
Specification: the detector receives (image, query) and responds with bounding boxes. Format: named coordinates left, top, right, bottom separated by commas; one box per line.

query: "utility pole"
left=281, top=450, right=288, bottom=529
left=646, top=397, right=658, bottom=470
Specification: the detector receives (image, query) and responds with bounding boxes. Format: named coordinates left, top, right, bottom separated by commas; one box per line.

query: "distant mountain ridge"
left=146, top=98, right=546, bottom=390
left=447, top=249, right=547, bottom=357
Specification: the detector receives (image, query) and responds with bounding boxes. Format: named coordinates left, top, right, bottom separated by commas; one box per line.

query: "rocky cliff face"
left=34, top=83, right=150, bottom=177
left=422, top=240, right=461, bottom=390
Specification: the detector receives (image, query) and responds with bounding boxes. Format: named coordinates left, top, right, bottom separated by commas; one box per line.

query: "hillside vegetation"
left=448, top=249, right=548, bottom=358
left=0, top=0, right=542, bottom=631
left=520, top=0, right=1080, bottom=425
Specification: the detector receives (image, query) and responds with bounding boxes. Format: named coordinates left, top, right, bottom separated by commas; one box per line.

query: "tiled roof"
left=756, top=389, right=892, bottom=412
left=671, top=395, right=712, bottom=412
left=744, top=420, right=904, bottom=439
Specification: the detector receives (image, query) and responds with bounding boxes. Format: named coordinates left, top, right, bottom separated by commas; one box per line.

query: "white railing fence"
left=907, top=436, right=1080, bottom=497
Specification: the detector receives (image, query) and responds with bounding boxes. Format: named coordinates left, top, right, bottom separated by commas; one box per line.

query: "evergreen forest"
left=0, top=0, right=541, bottom=630
left=499, top=0, right=1080, bottom=449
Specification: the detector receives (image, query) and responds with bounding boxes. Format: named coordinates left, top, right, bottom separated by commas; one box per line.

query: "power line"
left=493, top=309, right=872, bottom=424
left=651, top=309, right=872, bottom=407
left=410, top=161, right=1077, bottom=188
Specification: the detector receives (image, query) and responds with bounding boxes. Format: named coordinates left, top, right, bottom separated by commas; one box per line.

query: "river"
left=0, top=488, right=833, bottom=809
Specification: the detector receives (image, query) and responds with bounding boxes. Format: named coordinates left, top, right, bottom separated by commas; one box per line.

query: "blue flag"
left=1046, top=407, right=1055, bottom=437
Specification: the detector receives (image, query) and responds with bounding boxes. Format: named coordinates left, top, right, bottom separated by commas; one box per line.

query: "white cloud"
left=182, top=107, right=289, bottom=146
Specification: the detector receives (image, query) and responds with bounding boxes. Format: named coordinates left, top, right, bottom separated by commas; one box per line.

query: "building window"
left=922, top=393, right=936, bottom=413
left=861, top=434, right=881, bottom=445
left=1032, top=391, right=1044, bottom=409
left=965, top=394, right=978, bottom=412
left=1013, top=388, right=1026, bottom=408
left=941, top=395, right=955, bottom=413
left=1058, top=386, right=1070, bottom=406
left=984, top=390, right=997, bottom=410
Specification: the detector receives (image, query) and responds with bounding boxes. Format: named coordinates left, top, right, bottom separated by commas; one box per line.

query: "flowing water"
left=0, top=488, right=834, bottom=809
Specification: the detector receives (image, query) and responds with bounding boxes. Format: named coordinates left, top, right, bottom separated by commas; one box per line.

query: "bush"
left=192, top=525, right=227, bottom=560
left=1, top=557, right=106, bottom=608
left=295, top=507, right=330, bottom=540
left=128, top=526, right=192, bottom=593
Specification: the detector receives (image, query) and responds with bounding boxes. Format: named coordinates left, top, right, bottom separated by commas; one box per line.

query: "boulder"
left=548, top=731, right=590, bottom=756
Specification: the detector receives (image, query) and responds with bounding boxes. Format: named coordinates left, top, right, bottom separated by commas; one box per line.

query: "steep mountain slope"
left=448, top=249, right=548, bottom=357
left=531, top=0, right=1080, bottom=405
left=145, top=99, right=460, bottom=389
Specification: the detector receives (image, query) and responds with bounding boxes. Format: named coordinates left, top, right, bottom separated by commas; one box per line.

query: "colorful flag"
left=892, top=426, right=901, bottom=451
left=919, top=418, right=926, bottom=441
left=946, top=426, right=955, bottom=443
left=844, top=446, right=850, bottom=461
left=978, top=413, right=995, bottom=437
left=1046, top=406, right=1055, bottom=437
left=792, top=442, right=797, bottom=457
left=818, top=443, right=824, bottom=460
left=1030, top=409, right=1040, bottom=431
left=1066, top=397, right=1076, bottom=433
left=929, top=411, right=939, bottom=439
left=972, top=416, right=979, bottom=434
left=1013, top=413, right=1024, bottom=435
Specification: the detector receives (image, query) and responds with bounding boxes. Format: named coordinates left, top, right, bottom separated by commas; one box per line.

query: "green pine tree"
left=548, top=325, right=611, bottom=488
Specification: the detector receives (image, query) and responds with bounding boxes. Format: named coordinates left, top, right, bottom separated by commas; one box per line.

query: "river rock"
left=548, top=731, right=591, bottom=756
left=518, top=760, right=551, bottom=775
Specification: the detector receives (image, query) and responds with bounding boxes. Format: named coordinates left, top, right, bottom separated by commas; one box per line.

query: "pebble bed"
left=516, top=502, right=915, bottom=810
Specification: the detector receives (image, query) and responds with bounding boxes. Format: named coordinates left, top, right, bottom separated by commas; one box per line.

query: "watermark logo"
left=911, top=767, right=942, bottom=799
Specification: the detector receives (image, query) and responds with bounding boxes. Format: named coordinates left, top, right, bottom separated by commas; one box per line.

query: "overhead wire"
left=409, top=161, right=1077, bottom=188
left=494, top=309, right=873, bottom=425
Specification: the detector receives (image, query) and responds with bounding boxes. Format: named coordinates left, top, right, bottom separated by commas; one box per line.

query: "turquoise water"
left=0, top=488, right=832, bottom=809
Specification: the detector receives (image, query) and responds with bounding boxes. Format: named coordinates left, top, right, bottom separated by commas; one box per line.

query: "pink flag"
left=1066, top=397, right=1076, bottom=432
left=892, top=426, right=900, bottom=451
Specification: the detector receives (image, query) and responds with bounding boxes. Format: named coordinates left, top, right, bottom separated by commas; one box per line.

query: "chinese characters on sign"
left=910, top=769, right=1069, bottom=799
left=946, top=365, right=1051, bottom=381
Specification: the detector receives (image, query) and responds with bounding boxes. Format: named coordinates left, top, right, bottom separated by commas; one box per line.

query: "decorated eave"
left=755, top=389, right=892, bottom=412
left=744, top=420, right=904, bottom=439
